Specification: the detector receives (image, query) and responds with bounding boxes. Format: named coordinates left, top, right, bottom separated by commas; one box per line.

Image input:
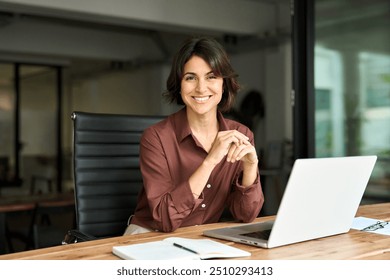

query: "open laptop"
left=203, top=155, right=377, bottom=248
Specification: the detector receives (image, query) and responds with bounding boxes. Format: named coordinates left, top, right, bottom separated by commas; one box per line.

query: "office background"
left=0, top=0, right=389, bottom=218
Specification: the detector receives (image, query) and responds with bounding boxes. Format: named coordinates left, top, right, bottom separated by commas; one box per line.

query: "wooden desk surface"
left=1, top=203, right=389, bottom=260
left=0, top=192, right=74, bottom=208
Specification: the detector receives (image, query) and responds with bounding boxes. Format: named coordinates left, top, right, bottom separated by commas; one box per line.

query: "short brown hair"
left=163, top=36, right=240, bottom=112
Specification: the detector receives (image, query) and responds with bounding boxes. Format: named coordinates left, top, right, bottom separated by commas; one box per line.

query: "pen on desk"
left=362, top=221, right=389, bottom=231
left=173, top=243, right=198, bottom=254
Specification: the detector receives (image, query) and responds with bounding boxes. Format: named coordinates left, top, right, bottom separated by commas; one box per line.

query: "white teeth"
left=193, top=96, right=210, bottom=102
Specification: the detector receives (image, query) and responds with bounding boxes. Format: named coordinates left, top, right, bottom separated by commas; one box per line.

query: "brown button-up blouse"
left=131, top=108, right=264, bottom=232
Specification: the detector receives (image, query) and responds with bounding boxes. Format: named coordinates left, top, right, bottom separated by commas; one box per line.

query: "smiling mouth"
left=193, top=96, right=211, bottom=102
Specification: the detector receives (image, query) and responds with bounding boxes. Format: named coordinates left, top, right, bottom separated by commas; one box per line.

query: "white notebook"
left=112, top=237, right=251, bottom=260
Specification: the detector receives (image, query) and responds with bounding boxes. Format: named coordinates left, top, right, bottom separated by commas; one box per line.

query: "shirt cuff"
left=234, top=172, right=260, bottom=193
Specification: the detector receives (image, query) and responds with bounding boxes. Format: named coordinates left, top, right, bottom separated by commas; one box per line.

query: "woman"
left=124, top=36, right=264, bottom=235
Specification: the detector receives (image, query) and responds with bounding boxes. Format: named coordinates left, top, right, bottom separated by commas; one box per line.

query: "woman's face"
left=180, top=55, right=223, bottom=117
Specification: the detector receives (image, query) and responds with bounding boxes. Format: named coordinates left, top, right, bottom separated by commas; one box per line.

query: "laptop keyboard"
left=240, top=229, right=272, bottom=240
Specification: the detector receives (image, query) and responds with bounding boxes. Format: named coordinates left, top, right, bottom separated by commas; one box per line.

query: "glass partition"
left=0, top=64, right=59, bottom=193
left=20, top=65, right=58, bottom=193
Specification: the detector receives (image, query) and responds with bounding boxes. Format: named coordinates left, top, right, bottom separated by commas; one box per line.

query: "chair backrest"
left=71, top=111, right=164, bottom=238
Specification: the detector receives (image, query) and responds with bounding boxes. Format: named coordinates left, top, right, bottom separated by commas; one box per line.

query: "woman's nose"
left=196, top=79, right=207, bottom=93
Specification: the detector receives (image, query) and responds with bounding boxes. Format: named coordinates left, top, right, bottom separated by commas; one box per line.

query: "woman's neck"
left=187, top=110, right=219, bottom=152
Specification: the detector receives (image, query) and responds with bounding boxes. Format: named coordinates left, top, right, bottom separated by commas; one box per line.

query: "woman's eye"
left=184, top=75, right=196, bottom=81
left=207, top=74, right=217, bottom=80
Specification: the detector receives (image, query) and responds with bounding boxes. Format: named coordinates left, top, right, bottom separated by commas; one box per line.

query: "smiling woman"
left=164, top=37, right=240, bottom=113
left=124, top=37, right=264, bottom=235
left=180, top=56, right=224, bottom=119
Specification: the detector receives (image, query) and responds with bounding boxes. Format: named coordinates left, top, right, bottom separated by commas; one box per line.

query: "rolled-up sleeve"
left=228, top=172, right=264, bottom=222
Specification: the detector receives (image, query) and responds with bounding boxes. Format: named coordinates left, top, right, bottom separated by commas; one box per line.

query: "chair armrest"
left=62, top=229, right=97, bottom=244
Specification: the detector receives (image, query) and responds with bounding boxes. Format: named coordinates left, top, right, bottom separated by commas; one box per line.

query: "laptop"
left=203, top=155, right=377, bottom=248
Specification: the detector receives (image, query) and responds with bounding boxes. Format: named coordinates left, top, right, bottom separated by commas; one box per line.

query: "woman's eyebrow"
left=183, top=71, right=214, bottom=76
left=183, top=71, right=196, bottom=76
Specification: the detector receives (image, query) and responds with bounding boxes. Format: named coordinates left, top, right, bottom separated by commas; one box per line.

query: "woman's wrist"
left=243, top=158, right=258, bottom=169
left=202, top=157, right=218, bottom=169
left=241, top=160, right=258, bottom=187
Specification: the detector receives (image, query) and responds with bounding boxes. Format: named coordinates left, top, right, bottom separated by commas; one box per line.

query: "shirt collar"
left=174, top=108, right=192, bottom=142
left=173, top=107, right=229, bottom=143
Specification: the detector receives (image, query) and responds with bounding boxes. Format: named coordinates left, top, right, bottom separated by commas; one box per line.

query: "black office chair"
left=65, top=111, right=163, bottom=242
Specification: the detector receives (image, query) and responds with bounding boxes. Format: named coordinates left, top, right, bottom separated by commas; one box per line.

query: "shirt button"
left=201, top=204, right=206, bottom=208
left=206, top=184, right=211, bottom=188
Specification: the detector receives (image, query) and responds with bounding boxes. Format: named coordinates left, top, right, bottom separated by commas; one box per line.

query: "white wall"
left=231, top=42, right=293, bottom=153
left=265, top=42, right=293, bottom=144
left=69, top=67, right=162, bottom=115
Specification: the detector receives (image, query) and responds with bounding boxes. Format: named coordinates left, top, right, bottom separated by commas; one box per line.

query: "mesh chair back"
left=72, top=111, right=163, bottom=238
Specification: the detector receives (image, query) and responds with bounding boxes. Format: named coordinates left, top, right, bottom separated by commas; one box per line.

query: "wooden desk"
left=0, top=192, right=74, bottom=207
left=1, top=203, right=389, bottom=260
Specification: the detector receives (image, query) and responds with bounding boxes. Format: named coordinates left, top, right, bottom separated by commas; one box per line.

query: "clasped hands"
left=206, top=130, right=258, bottom=166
